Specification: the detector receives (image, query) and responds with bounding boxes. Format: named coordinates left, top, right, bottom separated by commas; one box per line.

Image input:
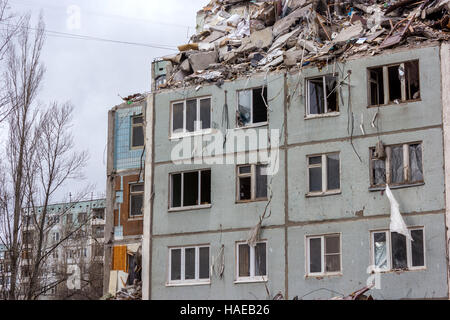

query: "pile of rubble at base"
left=158, top=0, right=449, bottom=89
left=101, top=281, right=142, bottom=300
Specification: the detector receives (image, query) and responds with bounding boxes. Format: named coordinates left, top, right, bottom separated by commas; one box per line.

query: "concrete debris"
left=105, top=280, right=142, bottom=300
left=155, top=0, right=449, bottom=90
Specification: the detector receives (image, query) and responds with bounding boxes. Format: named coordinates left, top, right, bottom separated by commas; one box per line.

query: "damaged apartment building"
left=106, top=0, right=450, bottom=299
left=104, top=94, right=146, bottom=297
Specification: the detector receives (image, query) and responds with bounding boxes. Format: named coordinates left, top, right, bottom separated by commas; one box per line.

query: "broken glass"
left=238, top=90, right=251, bottom=126
left=186, top=99, right=197, bottom=132
left=309, top=238, right=322, bottom=273
left=372, top=149, right=386, bottom=185
left=239, top=176, right=251, bottom=200
left=388, top=65, right=402, bottom=102
left=239, top=244, right=250, bottom=277
left=373, top=232, right=388, bottom=269
left=199, top=247, right=210, bottom=279
left=171, top=249, right=181, bottom=280
left=409, top=144, right=423, bottom=182
left=173, top=102, right=184, bottom=133
left=255, top=165, right=267, bottom=199
left=369, top=68, right=384, bottom=106
left=405, top=60, right=420, bottom=100
left=252, top=87, right=268, bottom=123
left=391, top=232, right=407, bottom=269
left=411, top=229, right=424, bottom=267
left=326, top=154, right=340, bottom=190
left=200, top=98, right=211, bottom=130
left=390, top=146, right=404, bottom=184
left=183, top=171, right=199, bottom=206
left=325, top=75, right=338, bottom=112
left=185, top=248, right=195, bottom=280
left=171, top=174, right=181, bottom=208
left=255, top=242, right=267, bottom=276
left=308, top=78, right=325, bottom=114
left=200, top=170, right=211, bottom=205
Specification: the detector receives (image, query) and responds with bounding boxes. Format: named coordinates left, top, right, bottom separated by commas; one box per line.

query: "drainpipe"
left=142, top=92, right=155, bottom=300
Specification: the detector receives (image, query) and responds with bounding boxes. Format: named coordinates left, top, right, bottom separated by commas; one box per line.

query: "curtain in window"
left=238, top=244, right=250, bottom=277
left=373, top=232, right=388, bottom=269
left=255, top=243, right=266, bottom=276
left=409, top=144, right=423, bottom=182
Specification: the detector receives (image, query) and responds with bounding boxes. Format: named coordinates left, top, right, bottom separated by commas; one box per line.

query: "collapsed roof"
left=157, top=0, right=449, bottom=90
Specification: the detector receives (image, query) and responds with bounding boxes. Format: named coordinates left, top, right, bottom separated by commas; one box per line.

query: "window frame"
left=168, top=169, right=212, bottom=211
left=170, top=96, right=212, bottom=138
left=367, top=59, right=421, bottom=107
left=370, top=227, right=426, bottom=272
left=130, top=114, right=144, bottom=150
left=167, top=244, right=211, bottom=286
left=369, top=141, right=424, bottom=189
left=236, top=164, right=268, bottom=203
left=236, top=86, right=268, bottom=128
left=235, top=240, right=268, bottom=283
left=305, top=233, right=342, bottom=277
left=305, top=74, right=340, bottom=118
left=306, top=152, right=341, bottom=197
left=129, top=183, right=144, bottom=218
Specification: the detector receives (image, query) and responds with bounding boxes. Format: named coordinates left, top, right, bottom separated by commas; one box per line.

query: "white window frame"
left=169, top=169, right=211, bottom=211
left=236, top=86, right=268, bottom=128
left=130, top=114, right=144, bottom=149
left=170, top=96, right=212, bottom=138
left=305, top=233, right=342, bottom=276
left=306, top=153, right=340, bottom=196
left=129, top=183, right=144, bottom=218
left=369, top=142, right=423, bottom=188
left=370, top=227, right=426, bottom=272
left=167, top=245, right=210, bottom=286
left=367, top=60, right=420, bottom=107
left=236, top=164, right=268, bottom=202
left=306, top=75, right=339, bottom=118
left=235, top=240, right=268, bottom=283
left=52, top=232, right=60, bottom=243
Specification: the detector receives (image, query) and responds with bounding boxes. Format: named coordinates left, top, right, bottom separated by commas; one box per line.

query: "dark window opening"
left=171, top=249, right=181, bottom=281
left=183, top=172, right=198, bottom=206
left=391, top=232, right=407, bottom=269
left=411, top=229, right=424, bottom=267
left=131, top=115, right=144, bottom=148
left=237, top=87, right=267, bottom=126
left=239, top=176, right=251, bottom=200
left=308, top=75, right=338, bottom=115
left=388, top=66, right=402, bottom=103
left=369, top=68, right=384, bottom=106
left=170, top=170, right=211, bottom=209
left=309, top=238, right=321, bottom=273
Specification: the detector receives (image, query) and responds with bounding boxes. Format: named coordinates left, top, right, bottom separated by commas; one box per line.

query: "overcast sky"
left=9, top=0, right=208, bottom=202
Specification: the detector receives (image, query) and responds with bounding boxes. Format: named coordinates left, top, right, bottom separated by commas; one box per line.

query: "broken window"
left=129, top=183, right=144, bottom=217
left=237, top=87, right=268, bottom=127
left=371, top=228, right=425, bottom=271
left=368, top=60, right=420, bottom=106
left=307, top=75, right=339, bottom=116
left=307, top=153, right=340, bottom=195
left=169, top=245, right=210, bottom=284
left=171, top=97, right=211, bottom=136
left=370, top=142, right=423, bottom=188
left=307, top=234, right=341, bottom=275
left=237, top=164, right=268, bottom=202
left=131, top=115, right=144, bottom=148
left=237, top=241, right=267, bottom=280
left=170, top=169, right=211, bottom=209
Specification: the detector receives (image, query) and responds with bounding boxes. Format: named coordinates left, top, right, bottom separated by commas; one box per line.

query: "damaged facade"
left=103, top=96, right=146, bottom=297
left=107, top=0, right=450, bottom=299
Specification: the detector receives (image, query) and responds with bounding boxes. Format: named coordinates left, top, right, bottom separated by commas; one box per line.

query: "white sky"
left=9, top=0, right=208, bottom=201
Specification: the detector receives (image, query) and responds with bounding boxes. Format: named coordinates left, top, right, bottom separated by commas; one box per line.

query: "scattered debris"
left=105, top=280, right=142, bottom=300
left=331, top=285, right=374, bottom=300
left=155, top=0, right=449, bottom=90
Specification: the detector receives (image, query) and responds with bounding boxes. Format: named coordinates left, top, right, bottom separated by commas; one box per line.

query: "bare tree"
left=0, top=14, right=90, bottom=300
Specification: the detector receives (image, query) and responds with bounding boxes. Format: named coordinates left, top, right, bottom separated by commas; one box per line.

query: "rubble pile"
left=103, top=280, right=142, bottom=300
left=158, top=0, right=449, bottom=89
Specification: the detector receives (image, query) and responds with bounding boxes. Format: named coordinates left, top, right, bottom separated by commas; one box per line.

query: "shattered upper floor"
left=154, top=0, right=449, bottom=90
